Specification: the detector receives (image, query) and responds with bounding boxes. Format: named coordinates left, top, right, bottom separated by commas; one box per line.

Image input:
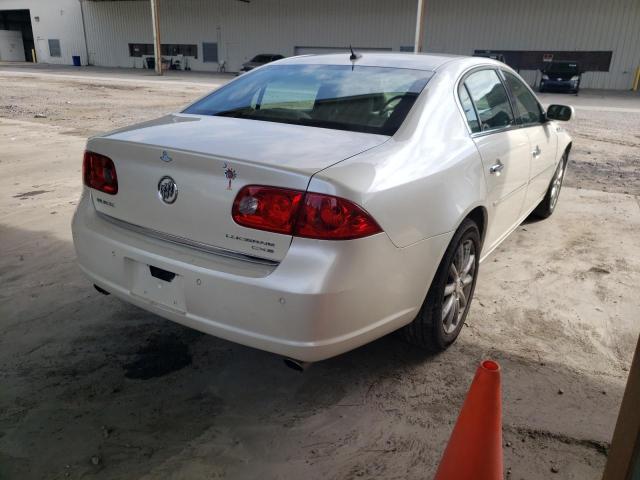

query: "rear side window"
left=543, top=62, right=580, bottom=75
left=502, top=71, right=544, bottom=125
left=184, top=64, right=432, bottom=135
left=458, top=84, right=480, bottom=133
left=463, top=69, right=514, bottom=131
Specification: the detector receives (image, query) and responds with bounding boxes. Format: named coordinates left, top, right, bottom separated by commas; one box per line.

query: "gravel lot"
left=1, top=65, right=639, bottom=480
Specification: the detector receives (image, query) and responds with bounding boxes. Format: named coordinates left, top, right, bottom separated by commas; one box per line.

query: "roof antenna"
left=349, top=45, right=361, bottom=61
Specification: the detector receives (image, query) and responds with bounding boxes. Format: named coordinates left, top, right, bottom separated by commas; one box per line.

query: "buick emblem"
left=160, top=150, right=173, bottom=162
left=158, top=176, right=178, bottom=204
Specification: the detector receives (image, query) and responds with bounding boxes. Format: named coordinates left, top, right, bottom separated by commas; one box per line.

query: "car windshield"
left=252, top=55, right=273, bottom=63
left=183, top=64, right=433, bottom=135
left=544, top=62, right=580, bottom=74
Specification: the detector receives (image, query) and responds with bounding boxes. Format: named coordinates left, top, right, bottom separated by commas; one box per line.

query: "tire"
left=402, top=218, right=480, bottom=352
left=532, top=151, right=568, bottom=219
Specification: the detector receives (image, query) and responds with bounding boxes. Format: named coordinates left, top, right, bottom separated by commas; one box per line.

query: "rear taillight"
left=232, top=186, right=303, bottom=235
left=83, top=151, right=118, bottom=195
left=232, top=185, right=382, bottom=240
left=294, top=192, right=382, bottom=240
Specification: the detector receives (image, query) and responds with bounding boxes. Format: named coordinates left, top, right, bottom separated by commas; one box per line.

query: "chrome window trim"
left=95, top=210, right=280, bottom=267
left=470, top=123, right=520, bottom=139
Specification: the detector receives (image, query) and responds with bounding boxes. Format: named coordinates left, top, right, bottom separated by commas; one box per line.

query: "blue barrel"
left=72, top=55, right=81, bottom=66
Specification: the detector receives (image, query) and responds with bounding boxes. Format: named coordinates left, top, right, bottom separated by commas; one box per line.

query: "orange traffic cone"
left=434, top=360, right=503, bottom=480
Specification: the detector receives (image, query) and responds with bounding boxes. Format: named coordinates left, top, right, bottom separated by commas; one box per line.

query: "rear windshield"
left=543, top=62, right=580, bottom=74
left=183, top=64, right=433, bottom=135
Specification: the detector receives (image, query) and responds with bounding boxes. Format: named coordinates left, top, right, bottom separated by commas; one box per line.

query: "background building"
left=0, top=0, right=87, bottom=64
left=0, top=0, right=639, bottom=90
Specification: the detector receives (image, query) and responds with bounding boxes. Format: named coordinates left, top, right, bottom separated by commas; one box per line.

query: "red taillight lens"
left=295, top=192, right=382, bottom=240
left=83, top=151, right=118, bottom=195
left=232, top=186, right=382, bottom=240
left=232, top=186, right=304, bottom=235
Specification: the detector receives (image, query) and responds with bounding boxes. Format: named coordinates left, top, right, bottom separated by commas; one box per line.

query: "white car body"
left=72, top=53, right=572, bottom=362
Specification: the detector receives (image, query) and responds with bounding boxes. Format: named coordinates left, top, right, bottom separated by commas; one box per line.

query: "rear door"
left=461, top=68, right=531, bottom=250
left=501, top=70, right=558, bottom=209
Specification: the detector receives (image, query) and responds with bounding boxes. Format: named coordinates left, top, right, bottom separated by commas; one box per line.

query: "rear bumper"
left=72, top=192, right=451, bottom=361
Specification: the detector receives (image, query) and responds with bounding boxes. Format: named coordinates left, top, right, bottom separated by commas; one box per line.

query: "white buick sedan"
left=72, top=53, right=573, bottom=367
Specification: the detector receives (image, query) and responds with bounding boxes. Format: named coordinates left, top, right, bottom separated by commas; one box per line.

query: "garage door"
left=294, top=46, right=393, bottom=56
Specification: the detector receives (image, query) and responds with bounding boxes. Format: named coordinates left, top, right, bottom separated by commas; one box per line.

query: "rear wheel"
left=532, top=152, right=568, bottom=219
left=402, top=219, right=480, bottom=352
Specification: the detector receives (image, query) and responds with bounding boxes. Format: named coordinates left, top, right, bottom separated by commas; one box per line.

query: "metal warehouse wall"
left=83, top=0, right=416, bottom=72
left=8, top=0, right=638, bottom=89
left=422, top=0, right=640, bottom=90
left=0, top=0, right=87, bottom=65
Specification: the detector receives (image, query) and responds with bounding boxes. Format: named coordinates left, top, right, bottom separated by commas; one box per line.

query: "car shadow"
left=0, top=224, right=625, bottom=480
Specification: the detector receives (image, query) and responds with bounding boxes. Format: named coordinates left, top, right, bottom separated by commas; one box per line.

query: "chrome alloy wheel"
left=442, top=239, right=476, bottom=334
left=549, top=160, right=565, bottom=210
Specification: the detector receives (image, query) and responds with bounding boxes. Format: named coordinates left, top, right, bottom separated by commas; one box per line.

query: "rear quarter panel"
left=309, top=67, right=488, bottom=248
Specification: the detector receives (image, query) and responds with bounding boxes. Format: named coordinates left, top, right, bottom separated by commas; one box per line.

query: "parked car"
left=473, top=51, right=506, bottom=63
left=539, top=61, right=582, bottom=93
left=239, top=54, right=285, bottom=73
left=73, top=53, right=573, bottom=367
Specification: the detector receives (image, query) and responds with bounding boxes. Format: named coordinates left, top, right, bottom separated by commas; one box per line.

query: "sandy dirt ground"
left=1, top=66, right=639, bottom=480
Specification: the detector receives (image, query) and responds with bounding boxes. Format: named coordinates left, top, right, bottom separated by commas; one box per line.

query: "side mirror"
left=546, top=104, right=574, bottom=122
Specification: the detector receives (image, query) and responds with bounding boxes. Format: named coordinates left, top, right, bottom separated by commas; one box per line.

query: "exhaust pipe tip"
left=94, top=284, right=110, bottom=296
left=284, top=358, right=311, bottom=372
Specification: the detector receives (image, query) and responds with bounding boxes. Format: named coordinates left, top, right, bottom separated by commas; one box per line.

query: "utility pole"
left=150, top=0, right=162, bottom=75
left=414, top=0, right=426, bottom=53
left=79, top=0, right=90, bottom=65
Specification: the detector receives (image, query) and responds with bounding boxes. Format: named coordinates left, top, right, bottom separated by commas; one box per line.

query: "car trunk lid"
left=87, top=114, right=387, bottom=262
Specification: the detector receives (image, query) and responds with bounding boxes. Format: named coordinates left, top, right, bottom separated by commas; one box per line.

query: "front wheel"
left=402, top=219, right=480, bottom=352
left=532, top=152, right=568, bottom=219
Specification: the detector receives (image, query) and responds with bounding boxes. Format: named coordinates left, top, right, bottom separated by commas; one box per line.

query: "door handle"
left=532, top=145, right=541, bottom=158
left=489, top=160, right=504, bottom=175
